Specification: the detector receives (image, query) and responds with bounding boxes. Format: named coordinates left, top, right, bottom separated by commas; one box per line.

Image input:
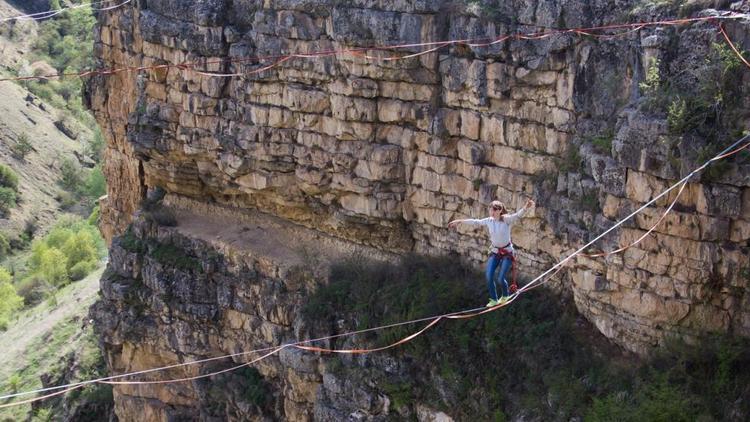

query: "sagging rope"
left=1, top=133, right=747, bottom=409
left=0, top=13, right=748, bottom=82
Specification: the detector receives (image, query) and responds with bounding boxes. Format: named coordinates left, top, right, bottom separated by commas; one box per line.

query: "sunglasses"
left=491, top=206, right=503, bottom=211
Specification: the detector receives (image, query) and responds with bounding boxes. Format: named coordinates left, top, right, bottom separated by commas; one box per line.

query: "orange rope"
left=718, top=23, right=750, bottom=69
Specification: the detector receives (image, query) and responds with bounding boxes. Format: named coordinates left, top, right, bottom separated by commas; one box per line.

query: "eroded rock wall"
left=87, top=0, right=750, bottom=384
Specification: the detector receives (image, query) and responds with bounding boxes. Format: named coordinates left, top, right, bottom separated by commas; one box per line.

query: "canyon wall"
left=86, top=0, right=750, bottom=419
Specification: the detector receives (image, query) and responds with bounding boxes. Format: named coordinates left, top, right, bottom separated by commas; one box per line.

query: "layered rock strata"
left=94, top=197, right=404, bottom=420
left=86, top=0, right=750, bottom=374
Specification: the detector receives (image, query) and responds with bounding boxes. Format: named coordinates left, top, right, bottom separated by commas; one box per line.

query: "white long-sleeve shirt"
left=463, top=208, right=527, bottom=252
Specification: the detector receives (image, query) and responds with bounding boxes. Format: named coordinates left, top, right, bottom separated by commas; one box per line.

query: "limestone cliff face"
left=87, top=0, right=750, bottom=419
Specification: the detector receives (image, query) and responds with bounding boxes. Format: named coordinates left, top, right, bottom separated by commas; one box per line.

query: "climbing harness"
left=491, top=243, right=518, bottom=294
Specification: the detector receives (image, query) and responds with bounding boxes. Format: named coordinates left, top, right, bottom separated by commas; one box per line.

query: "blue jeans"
left=485, top=254, right=512, bottom=301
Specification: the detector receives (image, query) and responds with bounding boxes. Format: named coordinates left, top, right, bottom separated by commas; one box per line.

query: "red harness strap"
left=493, top=245, right=517, bottom=294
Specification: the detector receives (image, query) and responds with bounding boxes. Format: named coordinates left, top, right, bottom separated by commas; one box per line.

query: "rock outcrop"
left=86, top=0, right=750, bottom=419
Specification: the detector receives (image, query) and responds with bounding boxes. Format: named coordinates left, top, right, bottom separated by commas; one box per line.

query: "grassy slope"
left=0, top=265, right=104, bottom=421
left=0, top=0, right=94, bottom=238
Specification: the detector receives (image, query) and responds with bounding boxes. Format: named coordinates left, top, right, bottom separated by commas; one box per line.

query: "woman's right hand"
left=448, top=220, right=459, bottom=229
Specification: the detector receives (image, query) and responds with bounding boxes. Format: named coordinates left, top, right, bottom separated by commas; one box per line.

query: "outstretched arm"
left=505, top=199, right=535, bottom=225
left=448, top=217, right=487, bottom=230
left=448, top=219, right=466, bottom=229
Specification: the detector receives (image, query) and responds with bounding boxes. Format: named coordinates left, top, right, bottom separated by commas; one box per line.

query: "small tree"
left=12, top=133, right=33, bottom=159
left=39, top=247, right=69, bottom=287
left=59, top=158, right=83, bottom=192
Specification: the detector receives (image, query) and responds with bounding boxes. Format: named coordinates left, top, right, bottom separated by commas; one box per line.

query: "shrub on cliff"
left=0, top=267, right=23, bottom=330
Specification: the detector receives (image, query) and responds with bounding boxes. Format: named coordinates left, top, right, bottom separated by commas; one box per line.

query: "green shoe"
left=497, top=296, right=510, bottom=305
left=486, top=298, right=499, bottom=307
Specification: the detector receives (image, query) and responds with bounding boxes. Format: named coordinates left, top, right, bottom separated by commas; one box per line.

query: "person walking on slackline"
left=448, top=198, right=535, bottom=307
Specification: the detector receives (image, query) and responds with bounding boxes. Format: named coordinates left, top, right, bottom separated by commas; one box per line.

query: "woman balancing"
left=448, top=198, right=535, bottom=307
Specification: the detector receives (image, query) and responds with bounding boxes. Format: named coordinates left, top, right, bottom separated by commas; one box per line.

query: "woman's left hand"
left=524, top=199, right=535, bottom=209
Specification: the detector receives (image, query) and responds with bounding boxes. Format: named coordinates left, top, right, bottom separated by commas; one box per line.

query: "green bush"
left=240, top=367, right=267, bottom=407
left=152, top=244, right=202, bottom=273
left=88, top=205, right=100, bottom=226
left=25, top=216, right=105, bottom=287
left=0, top=267, right=23, bottom=330
left=0, top=187, right=17, bottom=216
left=45, top=226, right=74, bottom=250
left=84, top=165, right=106, bottom=199
left=16, top=274, right=53, bottom=306
left=31, top=407, right=53, bottom=422
left=69, top=259, right=96, bottom=281
left=639, top=57, right=663, bottom=100
left=56, top=189, right=76, bottom=209
left=61, top=230, right=98, bottom=271
left=590, top=131, right=613, bottom=155
left=5, top=373, right=22, bottom=393
left=0, top=164, right=19, bottom=190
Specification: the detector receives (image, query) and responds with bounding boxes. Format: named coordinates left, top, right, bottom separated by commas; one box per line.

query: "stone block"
left=371, top=144, right=401, bottom=164
left=729, top=219, right=750, bottom=242
left=330, top=78, right=379, bottom=98
left=486, top=145, right=556, bottom=175
left=353, top=160, right=402, bottom=181
left=412, top=167, right=441, bottom=191
left=460, top=110, right=480, bottom=140
left=378, top=81, right=435, bottom=101
left=416, top=152, right=453, bottom=174
left=457, top=139, right=485, bottom=164
left=330, top=94, right=377, bottom=122
left=479, top=114, right=504, bottom=144
left=283, top=86, right=330, bottom=113
left=487, top=62, right=511, bottom=99
left=340, top=193, right=377, bottom=216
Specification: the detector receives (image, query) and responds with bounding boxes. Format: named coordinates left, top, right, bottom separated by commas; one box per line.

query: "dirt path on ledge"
left=166, top=195, right=398, bottom=277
